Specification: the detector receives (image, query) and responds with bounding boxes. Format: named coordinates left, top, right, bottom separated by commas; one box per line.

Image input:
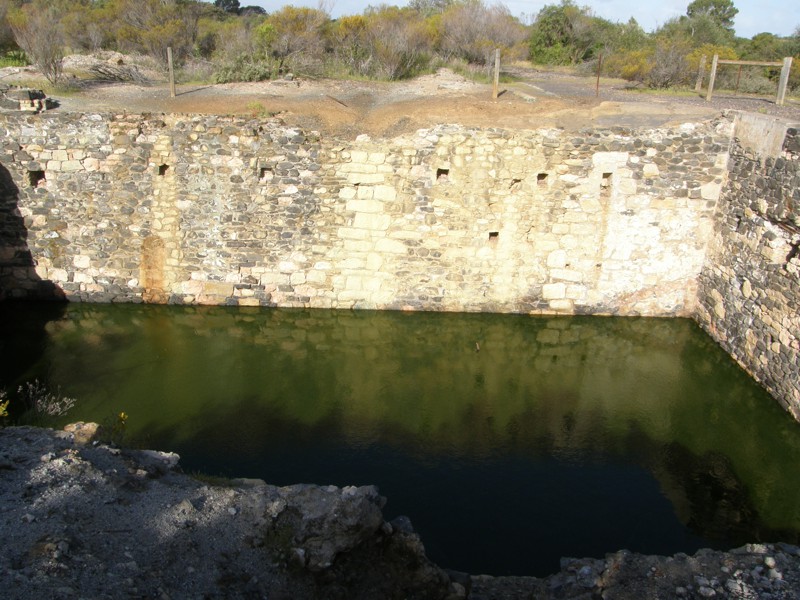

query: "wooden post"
left=595, top=52, right=603, bottom=97
left=167, top=47, right=176, bottom=98
left=705, top=54, right=719, bottom=102
left=735, top=64, right=743, bottom=93
left=776, top=56, right=793, bottom=106
left=695, top=55, right=706, bottom=93
left=492, top=49, right=500, bottom=100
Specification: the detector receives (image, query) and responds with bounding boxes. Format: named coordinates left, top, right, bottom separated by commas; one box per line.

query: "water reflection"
left=2, top=303, right=800, bottom=576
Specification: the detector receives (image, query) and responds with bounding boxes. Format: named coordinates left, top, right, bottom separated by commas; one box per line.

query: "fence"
left=695, top=55, right=793, bottom=106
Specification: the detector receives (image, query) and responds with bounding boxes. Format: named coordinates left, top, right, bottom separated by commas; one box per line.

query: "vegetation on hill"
left=0, top=0, right=797, bottom=92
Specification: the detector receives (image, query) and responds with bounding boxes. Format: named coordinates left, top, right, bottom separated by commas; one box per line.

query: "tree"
left=686, top=0, right=738, bottom=31
left=407, top=0, right=454, bottom=18
left=267, top=6, right=328, bottom=74
left=8, top=1, right=65, bottom=85
left=609, top=17, right=647, bottom=51
left=439, top=0, right=527, bottom=66
left=0, top=0, right=17, bottom=51
left=214, top=0, right=240, bottom=15
left=362, top=5, right=432, bottom=80
left=528, top=0, right=606, bottom=65
left=656, top=13, right=734, bottom=47
left=328, top=15, right=372, bottom=76
left=239, top=6, right=266, bottom=16
left=114, top=0, right=201, bottom=65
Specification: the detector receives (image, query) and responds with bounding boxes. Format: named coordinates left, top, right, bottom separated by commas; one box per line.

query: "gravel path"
left=507, top=66, right=800, bottom=119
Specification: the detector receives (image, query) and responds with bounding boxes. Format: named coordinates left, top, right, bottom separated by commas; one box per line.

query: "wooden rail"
left=700, top=55, right=793, bottom=106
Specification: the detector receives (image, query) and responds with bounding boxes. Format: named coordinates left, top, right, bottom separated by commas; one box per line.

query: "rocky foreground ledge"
left=1, top=426, right=799, bottom=600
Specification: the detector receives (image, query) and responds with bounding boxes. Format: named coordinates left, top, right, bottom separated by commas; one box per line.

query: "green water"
left=2, top=302, right=800, bottom=576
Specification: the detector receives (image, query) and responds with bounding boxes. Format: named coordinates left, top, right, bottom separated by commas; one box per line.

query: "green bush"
left=529, top=42, right=574, bottom=66
left=213, top=55, right=274, bottom=83
left=603, top=48, right=653, bottom=83
left=0, top=49, right=28, bottom=67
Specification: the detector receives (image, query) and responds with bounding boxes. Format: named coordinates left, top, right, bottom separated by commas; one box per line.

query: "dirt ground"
left=6, top=56, right=797, bottom=137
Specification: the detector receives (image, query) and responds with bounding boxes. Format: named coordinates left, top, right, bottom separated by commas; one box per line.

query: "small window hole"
left=259, top=167, right=273, bottom=182
left=488, top=231, right=499, bottom=243
left=158, top=164, right=169, bottom=176
left=436, top=168, right=449, bottom=182
left=28, top=170, right=45, bottom=187
left=537, top=173, right=548, bottom=186
left=601, top=172, right=613, bottom=196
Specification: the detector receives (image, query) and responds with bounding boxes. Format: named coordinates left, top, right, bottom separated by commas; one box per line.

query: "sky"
left=245, top=0, right=799, bottom=39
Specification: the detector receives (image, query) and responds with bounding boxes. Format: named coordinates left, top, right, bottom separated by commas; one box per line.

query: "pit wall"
left=0, top=112, right=733, bottom=316
left=696, top=115, right=800, bottom=419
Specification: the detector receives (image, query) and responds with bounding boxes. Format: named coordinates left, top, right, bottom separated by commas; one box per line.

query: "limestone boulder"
left=273, top=483, right=386, bottom=571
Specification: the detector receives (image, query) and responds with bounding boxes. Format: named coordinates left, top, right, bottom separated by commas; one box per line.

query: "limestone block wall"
left=697, top=116, right=800, bottom=419
left=0, top=112, right=733, bottom=316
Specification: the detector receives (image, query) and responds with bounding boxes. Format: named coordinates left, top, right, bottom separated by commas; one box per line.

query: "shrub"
left=734, top=70, right=780, bottom=94
left=267, top=6, right=327, bottom=75
left=97, top=411, right=129, bottom=447
left=328, top=15, right=372, bottom=77
left=686, top=44, right=737, bottom=74
left=0, top=49, right=28, bottom=68
left=438, top=1, right=527, bottom=66
left=214, top=56, right=273, bottom=83
left=0, top=390, right=8, bottom=422
left=17, top=380, right=76, bottom=418
left=603, top=48, right=653, bottom=83
left=646, top=41, right=692, bottom=88
left=8, top=2, right=65, bottom=85
left=362, top=6, right=433, bottom=80
left=177, top=59, right=216, bottom=84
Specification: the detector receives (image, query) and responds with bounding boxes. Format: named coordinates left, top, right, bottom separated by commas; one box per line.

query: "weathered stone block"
left=373, top=185, right=397, bottom=202
left=374, top=238, right=406, bottom=254
left=73, top=255, right=91, bottom=269
left=338, top=227, right=369, bottom=240
left=549, top=298, right=574, bottom=311
left=542, top=283, right=566, bottom=300
left=547, top=250, right=567, bottom=269
left=346, top=199, right=382, bottom=213
left=353, top=213, right=390, bottom=231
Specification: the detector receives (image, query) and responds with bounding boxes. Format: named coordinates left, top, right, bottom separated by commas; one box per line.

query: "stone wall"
left=696, top=114, right=800, bottom=419
left=0, top=112, right=732, bottom=315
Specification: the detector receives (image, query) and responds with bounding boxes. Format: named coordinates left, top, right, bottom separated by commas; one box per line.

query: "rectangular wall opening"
left=436, top=168, right=449, bottom=182
left=158, top=164, right=169, bottom=176
left=28, top=170, right=45, bottom=187
left=537, top=173, right=548, bottom=186
left=601, top=172, right=612, bottom=195
left=488, top=231, right=499, bottom=244
left=259, top=167, right=274, bottom=182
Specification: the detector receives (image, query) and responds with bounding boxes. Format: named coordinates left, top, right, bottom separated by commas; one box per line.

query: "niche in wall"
left=259, top=167, right=274, bottom=182
left=601, top=172, right=612, bottom=195
left=28, top=170, right=46, bottom=187
left=436, top=168, right=449, bottom=182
